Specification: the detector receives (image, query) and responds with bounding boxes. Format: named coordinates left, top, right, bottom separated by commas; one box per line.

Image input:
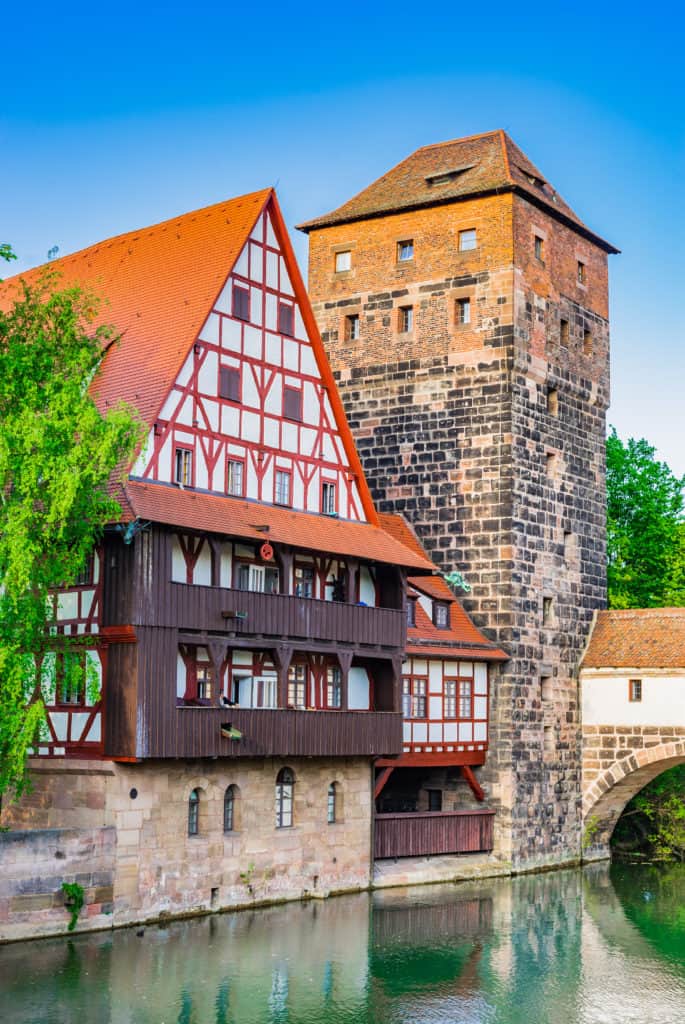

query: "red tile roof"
left=581, top=609, right=685, bottom=669
left=297, top=130, right=618, bottom=254
left=378, top=513, right=507, bottom=661
left=124, top=479, right=434, bottom=571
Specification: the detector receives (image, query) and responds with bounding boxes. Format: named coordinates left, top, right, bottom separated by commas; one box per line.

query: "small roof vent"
left=518, top=165, right=547, bottom=191
left=425, top=164, right=476, bottom=186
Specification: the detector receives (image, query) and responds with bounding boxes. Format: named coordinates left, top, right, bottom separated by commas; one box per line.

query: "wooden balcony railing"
left=135, top=705, right=404, bottom=760
left=144, top=583, right=406, bottom=649
left=374, top=809, right=495, bottom=859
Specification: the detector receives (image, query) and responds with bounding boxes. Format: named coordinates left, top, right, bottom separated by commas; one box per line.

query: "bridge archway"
left=582, top=740, right=685, bottom=860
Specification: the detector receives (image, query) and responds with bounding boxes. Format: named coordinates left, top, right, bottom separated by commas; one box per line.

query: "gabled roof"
left=581, top=609, right=685, bottom=670
left=297, top=130, right=618, bottom=254
left=123, top=480, right=434, bottom=571
left=0, top=188, right=380, bottom=527
left=378, top=513, right=508, bottom=662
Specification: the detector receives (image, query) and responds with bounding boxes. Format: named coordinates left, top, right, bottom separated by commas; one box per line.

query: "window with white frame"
left=399, top=306, right=413, bottom=333
left=327, top=782, right=338, bottom=824
left=456, top=297, right=471, bottom=325
left=224, top=785, right=236, bottom=832
left=287, top=663, right=307, bottom=708
left=326, top=664, right=342, bottom=709
left=346, top=314, right=360, bottom=341
left=402, top=676, right=427, bottom=719
left=397, top=239, right=414, bottom=262
left=459, top=229, right=477, bottom=251
left=294, top=564, right=314, bottom=598
left=434, top=602, right=449, bottom=629
left=188, top=789, right=200, bottom=836
left=226, top=458, right=244, bottom=497
left=275, top=767, right=294, bottom=828
left=322, top=481, right=337, bottom=516
left=196, top=662, right=213, bottom=701
left=335, top=251, right=351, bottom=273
left=275, top=470, right=291, bottom=506
left=458, top=679, right=473, bottom=718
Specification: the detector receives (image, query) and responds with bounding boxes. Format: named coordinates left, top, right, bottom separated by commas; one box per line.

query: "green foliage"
left=582, top=814, right=601, bottom=851
left=0, top=272, right=143, bottom=800
left=606, top=428, right=685, bottom=608
left=613, top=765, right=685, bottom=862
left=61, top=881, right=85, bottom=931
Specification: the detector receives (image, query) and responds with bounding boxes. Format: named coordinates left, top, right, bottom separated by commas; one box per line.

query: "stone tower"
left=299, top=131, right=618, bottom=868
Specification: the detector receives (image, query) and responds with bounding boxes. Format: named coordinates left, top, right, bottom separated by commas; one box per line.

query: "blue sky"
left=3, top=2, right=684, bottom=474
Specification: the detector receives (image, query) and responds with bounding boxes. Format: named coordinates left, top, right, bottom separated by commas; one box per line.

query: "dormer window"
left=434, top=602, right=449, bottom=629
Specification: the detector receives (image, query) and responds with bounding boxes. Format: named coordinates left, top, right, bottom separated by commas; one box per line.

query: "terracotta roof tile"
left=581, top=609, right=685, bottom=669
left=124, top=479, right=434, bottom=570
left=297, top=130, right=618, bottom=254
left=0, top=189, right=273, bottom=431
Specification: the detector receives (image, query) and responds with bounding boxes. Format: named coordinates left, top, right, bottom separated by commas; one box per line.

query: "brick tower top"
left=298, top=130, right=618, bottom=255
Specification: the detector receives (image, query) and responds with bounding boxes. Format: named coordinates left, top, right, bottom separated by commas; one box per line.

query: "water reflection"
left=0, top=866, right=684, bottom=1023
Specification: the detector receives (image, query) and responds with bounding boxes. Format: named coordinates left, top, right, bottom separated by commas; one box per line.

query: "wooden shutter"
left=278, top=303, right=294, bottom=336
left=283, top=386, right=302, bottom=421
left=232, top=285, right=249, bottom=321
left=220, top=367, right=241, bottom=402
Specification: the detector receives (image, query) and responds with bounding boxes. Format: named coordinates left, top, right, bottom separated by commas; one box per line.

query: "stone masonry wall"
left=1, top=756, right=372, bottom=939
left=307, top=190, right=610, bottom=868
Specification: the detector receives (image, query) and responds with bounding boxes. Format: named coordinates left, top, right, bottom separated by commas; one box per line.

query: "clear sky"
left=3, top=2, right=684, bottom=474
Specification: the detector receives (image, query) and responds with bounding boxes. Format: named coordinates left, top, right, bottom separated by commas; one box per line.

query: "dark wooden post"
left=271, top=644, right=293, bottom=708
left=207, top=536, right=222, bottom=588
left=336, top=650, right=353, bottom=711
left=346, top=558, right=359, bottom=604
left=274, top=545, right=293, bottom=596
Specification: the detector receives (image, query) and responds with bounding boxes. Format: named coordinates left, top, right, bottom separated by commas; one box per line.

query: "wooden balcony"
left=374, top=809, right=495, bottom=859
left=145, top=583, right=405, bottom=649
left=133, top=705, right=404, bottom=760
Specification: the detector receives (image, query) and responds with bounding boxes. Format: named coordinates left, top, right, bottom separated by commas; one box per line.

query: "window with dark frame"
left=174, top=448, right=193, bottom=486
left=402, top=676, right=427, bottom=719
left=223, top=786, right=236, bottom=833
left=456, top=297, right=471, bottom=325
left=427, top=789, right=442, bottom=812
left=196, top=662, right=213, bottom=701
left=188, top=789, right=200, bottom=836
left=74, top=552, right=94, bottom=586
left=534, top=235, right=545, bottom=262
left=287, top=663, right=307, bottom=708
left=226, top=458, right=244, bottom=497
left=629, top=679, right=642, bottom=702
left=577, top=261, right=586, bottom=284
left=294, top=564, right=314, bottom=598
left=399, top=306, right=413, bottom=333
left=459, top=229, right=477, bottom=252
left=321, top=481, right=337, bottom=516
left=278, top=302, right=294, bottom=336
left=232, top=284, right=250, bottom=321
left=283, top=386, right=302, bottom=422
left=275, top=768, right=294, bottom=828
left=346, top=314, right=360, bottom=341
left=219, top=367, right=241, bottom=403
left=327, top=782, right=337, bottom=824
left=397, top=239, right=414, bottom=262
left=407, top=599, right=416, bottom=628
left=326, top=664, right=342, bottom=709
left=275, top=470, right=292, bottom=506
left=434, top=602, right=449, bottom=629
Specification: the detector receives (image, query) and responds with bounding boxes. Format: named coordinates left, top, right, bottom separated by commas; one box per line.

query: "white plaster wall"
left=582, top=670, right=685, bottom=726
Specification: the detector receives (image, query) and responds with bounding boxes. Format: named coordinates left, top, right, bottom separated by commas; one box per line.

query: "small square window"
left=226, top=459, right=244, bottom=497
left=232, top=284, right=250, bottom=321
left=335, top=250, right=351, bottom=273
left=346, top=314, right=360, bottom=341
left=560, top=318, right=569, bottom=346
left=583, top=329, right=593, bottom=356
left=456, top=297, right=471, bottom=325
left=399, top=306, right=413, bottom=333
left=458, top=229, right=477, bottom=252
left=629, top=679, right=642, bottom=702
left=219, top=366, right=241, bottom=403
left=275, top=470, right=291, bottom=506
left=547, top=388, right=559, bottom=417
left=534, top=235, right=545, bottom=262
left=283, top=386, right=302, bottom=422
left=278, top=302, right=294, bottom=336
left=397, top=239, right=414, bottom=262
left=174, top=448, right=193, bottom=486
left=577, top=261, right=586, bottom=284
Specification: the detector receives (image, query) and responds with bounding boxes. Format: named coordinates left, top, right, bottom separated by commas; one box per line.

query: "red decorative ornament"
left=260, top=542, right=274, bottom=562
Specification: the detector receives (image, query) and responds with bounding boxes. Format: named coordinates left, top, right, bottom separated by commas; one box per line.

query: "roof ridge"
left=415, top=129, right=501, bottom=153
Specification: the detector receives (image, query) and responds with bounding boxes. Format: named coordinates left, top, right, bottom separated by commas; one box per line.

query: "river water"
left=1, top=863, right=684, bottom=1024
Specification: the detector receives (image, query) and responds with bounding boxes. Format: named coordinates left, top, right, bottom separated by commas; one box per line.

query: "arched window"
left=327, top=782, right=338, bottom=824
left=188, top=788, right=200, bottom=836
left=276, top=767, right=295, bottom=829
left=224, top=785, right=236, bottom=833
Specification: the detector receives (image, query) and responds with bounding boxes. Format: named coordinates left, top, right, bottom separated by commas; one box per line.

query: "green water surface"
left=1, top=864, right=684, bottom=1024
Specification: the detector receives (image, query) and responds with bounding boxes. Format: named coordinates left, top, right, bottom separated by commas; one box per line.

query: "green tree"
left=612, top=765, right=685, bottom=862
left=606, top=429, right=685, bottom=608
left=0, top=266, right=143, bottom=801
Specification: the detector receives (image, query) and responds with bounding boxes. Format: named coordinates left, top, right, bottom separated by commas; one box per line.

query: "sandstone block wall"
left=1, top=756, right=373, bottom=938
left=308, top=191, right=611, bottom=869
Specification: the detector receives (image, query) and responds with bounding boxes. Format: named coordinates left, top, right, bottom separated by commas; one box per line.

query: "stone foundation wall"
left=1, top=756, right=373, bottom=939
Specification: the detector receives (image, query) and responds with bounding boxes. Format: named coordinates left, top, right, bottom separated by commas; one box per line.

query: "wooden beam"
left=376, top=752, right=486, bottom=768
left=374, top=766, right=395, bottom=800
left=461, top=764, right=485, bottom=802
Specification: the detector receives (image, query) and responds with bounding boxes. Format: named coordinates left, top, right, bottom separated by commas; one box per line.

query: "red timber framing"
left=135, top=193, right=377, bottom=527
left=400, top=656, right=489, bottom=761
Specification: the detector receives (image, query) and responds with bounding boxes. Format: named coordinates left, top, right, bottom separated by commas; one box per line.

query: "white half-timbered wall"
left=401, top=656, right=489, bottom=756
left=133, top=205, right=365, bottom=521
